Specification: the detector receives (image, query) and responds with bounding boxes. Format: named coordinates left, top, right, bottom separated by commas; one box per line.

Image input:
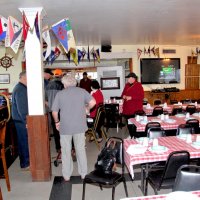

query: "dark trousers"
left=123, top=114, right=137, bottom=138
left=14, top=121, right=30, bottom=168
left=50, top=112, right=61, bottom=151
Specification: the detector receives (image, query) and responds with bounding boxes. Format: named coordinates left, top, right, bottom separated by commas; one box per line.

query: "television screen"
left=140, top=58, right=180, bottom=84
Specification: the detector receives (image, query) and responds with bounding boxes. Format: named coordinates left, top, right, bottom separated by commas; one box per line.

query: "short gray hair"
left=19, top=71, right=26, bottom=79
left=61, top=75, right=77, bottom=87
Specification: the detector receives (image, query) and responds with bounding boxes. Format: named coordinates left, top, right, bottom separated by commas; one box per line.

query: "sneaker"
left=21, top=166, right=30, bottom=171
left=63, top=177, right=70, bottom=182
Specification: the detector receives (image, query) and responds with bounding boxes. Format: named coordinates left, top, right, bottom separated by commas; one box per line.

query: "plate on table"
left=193, top=141, right=200, bottom=146
left=126, top=144, right=147, bottom=155
left=139, top=120, right=148, bottom=125
left=176, top=134, right=187, bottom=140
left=165, top=118, right=176, bottom=123
left=136, top=137, right=152, bottom=143
left=192, top=113, right=200, bottom=117
left=148, top=145, right=168, bottom=153
left=151, top=119, right=162, bottom=123
left=175, top=113, right=185, bottom=118
left=184, top=117, right=195, bottom=121
left=166, top=191, right=199, bottom=200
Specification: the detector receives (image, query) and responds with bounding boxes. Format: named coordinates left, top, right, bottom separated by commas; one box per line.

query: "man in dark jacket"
left=12, top=71, right=29, bottom=170
left=46, top=69, right=64, bottom=152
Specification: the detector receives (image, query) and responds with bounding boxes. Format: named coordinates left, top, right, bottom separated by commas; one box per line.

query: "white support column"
left=19, top=7, right=45, bottom=115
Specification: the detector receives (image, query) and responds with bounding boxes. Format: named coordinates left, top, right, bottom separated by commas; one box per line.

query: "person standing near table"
left=79, top=72, right=92, bottom=93
left=122, top=72, right=144, bottom=118
left=52, top=74, right=96, bottom=181
left=45, top=69, right=64, bottom=152
left=121, top=72, right=144, bottom=138
left=12, top=71, right=29, bottom=170
left=43, top=68, right=53, bottom=90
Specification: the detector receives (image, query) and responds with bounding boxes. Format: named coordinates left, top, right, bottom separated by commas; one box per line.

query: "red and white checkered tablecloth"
left=128, top=115, right=200, bottom=132
left=124, top=135, right=200, bottom=179
left=120, top=190, right=200, bottom=200
left=143, top=105, right=173, bottom=116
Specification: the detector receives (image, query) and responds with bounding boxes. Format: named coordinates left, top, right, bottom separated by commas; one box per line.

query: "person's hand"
left=55, top=122, right=60, bottom=131
left=126, top=96, right=132, bottom=101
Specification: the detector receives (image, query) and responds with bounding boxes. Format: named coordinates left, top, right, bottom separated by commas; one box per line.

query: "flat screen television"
left=140, top=58, right=181, bottom=84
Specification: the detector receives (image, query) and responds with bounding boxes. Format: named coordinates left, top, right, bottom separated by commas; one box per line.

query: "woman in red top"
left=90, top=80, right=104, bottom=118
left=121, top=72, right=144, bottom=118
left=89, top=80, right=104, bottom=142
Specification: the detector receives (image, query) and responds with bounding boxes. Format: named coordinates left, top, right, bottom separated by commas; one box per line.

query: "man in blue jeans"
left=12, top=71, right=29, bottom=170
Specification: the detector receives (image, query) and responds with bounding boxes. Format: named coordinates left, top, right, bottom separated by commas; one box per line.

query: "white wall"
left=97, top=66, right=125, bottom=99
left=0, top=44, right=198, bottom=92
left=0, top=48, right=23, bottom=92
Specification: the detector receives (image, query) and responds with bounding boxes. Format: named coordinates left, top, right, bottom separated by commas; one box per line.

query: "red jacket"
left=80, top=78, right=92, bottom=93
left=90, top=89, right=104, bottom=118
left=121, top=81, right=144, bottom=115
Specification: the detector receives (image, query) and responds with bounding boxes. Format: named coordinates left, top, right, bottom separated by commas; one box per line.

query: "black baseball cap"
left=44, top=68, right=53, bottom=75
left=125, top=72, right=138, bottom=78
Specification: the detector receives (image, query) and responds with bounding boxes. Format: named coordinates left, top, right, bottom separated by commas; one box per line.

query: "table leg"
left=138, top=163, right=149, bottom=195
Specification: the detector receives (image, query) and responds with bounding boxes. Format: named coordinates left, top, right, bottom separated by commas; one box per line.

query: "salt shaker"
left=186, top=112, right=190, bottom=119
left=161, top=114, right=164, bottom=120
left=143, top=138, right=149, bottom=147
left=153, top=138, right=158, bottom=146
left=196, top=135, right=200, bottom=142
left=186, top=134, right=192, bottom=143
left=136, top=115, right=140, bottom=122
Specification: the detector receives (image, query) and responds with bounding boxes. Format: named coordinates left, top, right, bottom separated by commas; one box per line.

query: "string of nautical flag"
left=137, top=46, right=160, bottom=60
left=0, top=13, right=101, bottom=65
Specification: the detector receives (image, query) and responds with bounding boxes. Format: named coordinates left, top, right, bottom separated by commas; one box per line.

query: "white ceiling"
left=1, top=0, right=200, bottom=46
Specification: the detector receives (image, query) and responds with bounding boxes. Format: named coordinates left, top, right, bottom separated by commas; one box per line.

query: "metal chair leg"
left=82, top=181, right=86, bottom=200
left=112, top=186, right=116, bottom=200
left=123, top=179, right=128, bottom=197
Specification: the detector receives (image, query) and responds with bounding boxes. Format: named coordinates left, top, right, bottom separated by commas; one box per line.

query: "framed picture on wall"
left=0, top=74, right=10, bottom=84
left=100, top=77, right=120, bottom=90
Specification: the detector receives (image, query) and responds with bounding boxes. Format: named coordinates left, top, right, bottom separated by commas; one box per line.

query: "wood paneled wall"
left=144, top=89, right=200, bottom=105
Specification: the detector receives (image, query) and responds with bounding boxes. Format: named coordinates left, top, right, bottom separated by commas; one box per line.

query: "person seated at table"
left=88, top=80, right=104, bottom=143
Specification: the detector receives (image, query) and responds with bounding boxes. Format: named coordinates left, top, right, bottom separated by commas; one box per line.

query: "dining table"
left=120, top=190, right=200, bottom=200
left=128, top=114, right=200, bottom=132
left=124, top=135, right=200, bottom=193
left=143, top=103, right=200, bottom=116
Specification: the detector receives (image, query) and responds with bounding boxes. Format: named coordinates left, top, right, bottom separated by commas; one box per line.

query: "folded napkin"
left=126, top=144, right=147, bottom=155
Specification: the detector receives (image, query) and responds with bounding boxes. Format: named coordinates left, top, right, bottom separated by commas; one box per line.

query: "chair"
left=0, top=120, right=11, bottom=191
left=170, top=100, right=178, bottom=105
left=147, top=127, right=166, bottom=139
left=82, top=137, right=128, bottom=200
left=145, top=151, right=190, bottom=195
left=152, top=106, right=163, bottom=116
left=143, top=98, right=148, bottom=105
left=171, top=106, right=183, bottom=116
left=104, top=103, right=120, bottom=130
left=176, top=124, right=193, bottom=135
left=186, top=105, right=196, bottom=115
left=141, top=127, right=166, bottom=192
left=134, top=110, right=146, bottom=116
left=110, top=96, right=122, bottom=100
left=173, top=165, right=200, bottom=192
left=181, top=99, right=191, bottom=104
left=186, top=119, right=199, bottom=134
left=153, top=99, right=162, bottom=105
left=145, top=122, right=161, bottom=136
left=87, top=106, right=107, bottom=150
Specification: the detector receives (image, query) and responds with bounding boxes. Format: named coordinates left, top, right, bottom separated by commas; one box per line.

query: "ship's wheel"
left=0, top=54, right=14, bottom=70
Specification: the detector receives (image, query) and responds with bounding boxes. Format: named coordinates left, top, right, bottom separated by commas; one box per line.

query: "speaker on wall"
left=101, top=45, right=112, bottom=52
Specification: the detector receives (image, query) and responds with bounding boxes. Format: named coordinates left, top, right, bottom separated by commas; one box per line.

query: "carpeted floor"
left=49, top=172, right=140, bottom=200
